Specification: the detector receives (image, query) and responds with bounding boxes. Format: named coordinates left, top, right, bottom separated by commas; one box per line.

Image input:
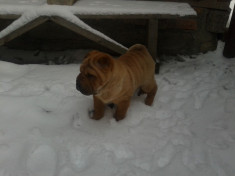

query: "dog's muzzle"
left=76, top=76, right=92, bottom=96
left=76, top=79, right=82, bottom=92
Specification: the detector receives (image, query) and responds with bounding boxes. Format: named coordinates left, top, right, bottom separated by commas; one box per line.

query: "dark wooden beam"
left=147, top=18, right=160, bottom=73
left=148, top=18, right=158, bottom=62
left=150, top=0, right=230, bottom=10
left=51, top=16, right=127, bottom=54
left=0, top=16, right=49, bottom=46
left=0, top=14, right=21, bottom=20
left=47, top=0, right=78, bottom=5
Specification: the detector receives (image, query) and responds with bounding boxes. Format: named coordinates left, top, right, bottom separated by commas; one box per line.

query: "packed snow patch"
left=0, top=42, right=234, bottom=176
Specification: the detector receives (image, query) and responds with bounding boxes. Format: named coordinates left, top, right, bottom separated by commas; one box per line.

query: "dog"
left=76, top=44, right=157, bottom=121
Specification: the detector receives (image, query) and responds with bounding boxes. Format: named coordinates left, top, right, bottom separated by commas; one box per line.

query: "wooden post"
left=223, top=4, right=235, bottom=58
left=148, top=18, right=159, bottom=73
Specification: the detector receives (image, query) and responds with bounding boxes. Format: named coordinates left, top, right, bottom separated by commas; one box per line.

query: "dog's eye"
left=87, top=74, right=95, bottom=79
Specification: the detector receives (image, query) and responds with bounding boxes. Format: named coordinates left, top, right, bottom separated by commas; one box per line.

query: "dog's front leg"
left=114, top=99, right=131, bottom=121
left=92, top=96, right=105, bottom=120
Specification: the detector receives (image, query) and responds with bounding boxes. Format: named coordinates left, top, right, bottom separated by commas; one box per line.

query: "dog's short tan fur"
left=76, top=44, right=157, bottom=121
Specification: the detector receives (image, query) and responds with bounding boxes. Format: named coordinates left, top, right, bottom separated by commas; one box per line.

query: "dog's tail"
left=128, top=44, right=159, bottom=73
left=128, top=44, right=147, bottom=52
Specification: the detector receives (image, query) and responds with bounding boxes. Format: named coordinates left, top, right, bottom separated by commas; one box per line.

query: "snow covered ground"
left=0, top=41, right=234, bottom=176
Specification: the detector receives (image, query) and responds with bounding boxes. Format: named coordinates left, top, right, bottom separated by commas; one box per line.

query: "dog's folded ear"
left=96, top=55, right=114, bottom=71
left=84, top=50, right=99, bottom=59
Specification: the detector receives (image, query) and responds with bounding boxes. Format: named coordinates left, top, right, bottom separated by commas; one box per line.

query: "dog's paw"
left=137, top=88, right=145, bottom=96
left=114, top=114, right=126, bottom=121
left=88, top=108, right=94, bottom=119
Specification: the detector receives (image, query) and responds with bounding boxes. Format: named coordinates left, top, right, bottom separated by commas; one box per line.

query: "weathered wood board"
left=47, top=0, right=78, bottom=5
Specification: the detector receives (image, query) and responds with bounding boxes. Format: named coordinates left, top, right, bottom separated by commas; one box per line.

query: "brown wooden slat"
left=47, top=0, right=78, bottom=5
left=77, top=14, right=196, bottom=20
left=138, top=0, right=230, bottom=10
left=0, top=14, right=21, bottom=20
left=190, top=1, right=230, bottom=10
left=159, top=19, right=197, bottom=30
left=0, top=14, right=197, bottom=20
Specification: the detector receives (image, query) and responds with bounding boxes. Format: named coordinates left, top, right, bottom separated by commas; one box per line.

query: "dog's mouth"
left=76, top=84, right=92, bottom=96
left=76, top=80, right=93, bottom=96
left=80, top=90, right=92, bottom=96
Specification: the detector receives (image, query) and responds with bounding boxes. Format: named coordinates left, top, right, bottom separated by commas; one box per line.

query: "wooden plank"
left=190, top=1, right=230, bottom=10
left=171, top=0, right=230, bottom=10
left=77, top=13, right=197, bottom=20
left=0, top=12, right=196, bottom=20
left=0, top=16, right=49, bottom=46
left=0, top=13, right=196, bottom=20
left=51, top=16, right=127, bottom=54
left=159, top=18, right=197, bottom=30
left=0, top=13, right=197, bottom=20
left=206, top=10, right=229, bottom=33
left=139, top=0, right=230, bottom=10
left=147, top=18, right=159, bottom=73
left=0, top=14, right=21, bottom=20
left=47, top=0, right=78, bottom=5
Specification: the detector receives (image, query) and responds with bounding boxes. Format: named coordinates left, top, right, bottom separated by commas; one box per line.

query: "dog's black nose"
left=76, top=83, right=80, bottom=91
left=76, top=75, right=92, bottom=95
left=76, top=79, right=81, bottom=91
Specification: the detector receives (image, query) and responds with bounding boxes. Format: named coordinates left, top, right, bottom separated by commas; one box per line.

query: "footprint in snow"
left=206, top=138, right=230, bottom=150
left=0, top=169, right=11, bottom=176
left=72, top=113, right=82, bottom=128
left=225, top=98, right=235, bottom=113
left=175, top=91, right=191, bottom=99
left=30, top=127, right=42, bottom=137
left=0, top=130, right=5, bottom=137
left=0, top=82, right=12, bottom=93
left=193, top=89, right=210, bottom=110
left=155, top=110, right=173, bottom=120
left=170, top=99, right=186, bottom=110
left=0, top=144, right=9, bottom=152
left=157, top=144, right=176, bottom=168
left=27, top=145, right=57, bottom=176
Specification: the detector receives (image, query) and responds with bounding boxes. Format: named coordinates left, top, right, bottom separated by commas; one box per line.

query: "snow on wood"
left=0, top=6, right=128, bottom=53
left=0, top=1, right=197, bottom=17
left=0, top=1, right=196, bottom=54
left=47, top=0, right=78, bottom=5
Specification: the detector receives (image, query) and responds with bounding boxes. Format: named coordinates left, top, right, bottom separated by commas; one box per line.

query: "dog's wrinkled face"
left=76, top=51, right=114, bottom=95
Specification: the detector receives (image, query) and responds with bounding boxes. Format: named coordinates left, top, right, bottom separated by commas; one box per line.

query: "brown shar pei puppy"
left=76, top=44, right=157, bottom=121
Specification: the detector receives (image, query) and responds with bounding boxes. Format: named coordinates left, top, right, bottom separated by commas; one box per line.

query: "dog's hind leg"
left=114, top=99, right=131, bottom=121
left=141, top=79, right=157, bottom=106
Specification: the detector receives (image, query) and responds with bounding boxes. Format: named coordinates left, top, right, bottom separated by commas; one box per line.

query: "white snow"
left=0, top=0, right=197, bottom=17
left=0, top=41, right=234, bottom=176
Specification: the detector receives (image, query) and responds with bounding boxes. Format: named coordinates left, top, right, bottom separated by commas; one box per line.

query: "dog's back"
left=118, top=44, right=155, bottom=86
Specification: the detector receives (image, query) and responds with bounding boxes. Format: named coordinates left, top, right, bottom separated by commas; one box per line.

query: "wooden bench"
left=0, top=1, right=196, bottom=68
